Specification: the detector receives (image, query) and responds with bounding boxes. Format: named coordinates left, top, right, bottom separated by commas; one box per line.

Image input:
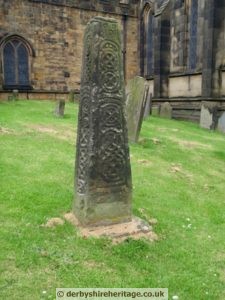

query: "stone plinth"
left=74, top=17, right=132, bottom=226
left=64, top=213, right=157, bottom=244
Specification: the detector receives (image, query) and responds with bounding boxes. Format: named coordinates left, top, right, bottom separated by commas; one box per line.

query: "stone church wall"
left=0, top=0, right=139, bottom=99
left=1, top=0, right=225, bottom=122
left=146, top=0, right=225, bottom=122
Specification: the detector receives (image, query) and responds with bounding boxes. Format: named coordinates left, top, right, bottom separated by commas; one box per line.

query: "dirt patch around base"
left=170, top=164, right=182, bottom=173
left=179, top=140, right=209, bottom=149
left=0, top=127, right=15, bottom=135
left=83, top=260, right=105, bottom=269
left=169, top=163, right=194, bottom=183
left=64, top=213, right=158, bottom=244
left=29, top=124, right=58, bottom=134
left=151, top=137, right=161, bottom=144
left=42, top=217, right=65, bottom=228
left=138, top=137, right=161, bottom=145
left=137, top=159, right=153, bottom=166
left=170, top=137, right=211, bottom=149
left=27, top=124, right=76, bottom=142
left=138, top=208, right=158, bottom=225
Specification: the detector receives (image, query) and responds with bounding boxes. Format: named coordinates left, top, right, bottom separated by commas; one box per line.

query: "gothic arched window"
left=188, top=0, right=198, bottom=70
left=140, top=4, right=154, bottom=78
left=1, top=37, right=33, bottom=89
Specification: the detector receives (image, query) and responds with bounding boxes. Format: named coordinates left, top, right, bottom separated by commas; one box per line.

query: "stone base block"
left=64, top=213, right=158, bottom=243
left=74, top=190, right=132, bottom=227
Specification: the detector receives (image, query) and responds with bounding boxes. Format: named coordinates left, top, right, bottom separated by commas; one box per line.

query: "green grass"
left=0, top=100, right=225, bottom=300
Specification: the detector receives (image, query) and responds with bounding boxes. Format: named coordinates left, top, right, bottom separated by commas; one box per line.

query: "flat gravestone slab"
left=125, top=76, right=148, bottom=142
left=74, top=17, right=132, bottom=226
left=200, top=101, right=218, bottom=130
left=160, top=102, right=172, bottom=119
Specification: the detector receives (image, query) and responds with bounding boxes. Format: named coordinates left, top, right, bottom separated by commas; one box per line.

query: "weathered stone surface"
left=54, top=99, right=65, bottom=117
left=74, top=17, right=132, bottom=226
left=125, top=76, right=148, bottom=142
left=217, top=112, right=225, bottom=133
left=160, top=102, right=172, bottom=119
left=200, top=101, right=218, bottom=130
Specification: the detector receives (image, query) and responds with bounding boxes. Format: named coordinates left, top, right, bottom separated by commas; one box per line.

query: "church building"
left=0, top=0, right=225, bottom=121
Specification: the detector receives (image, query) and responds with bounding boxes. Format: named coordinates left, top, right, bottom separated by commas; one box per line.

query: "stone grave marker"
left=12, top=90, right=19, bottom=101
left=144, top=90, right=152, bottom=119
left=200, top=101, right=218, bottom=130
left=54, top=99, right=65, bottom=117
left=68, top=91, right=75, bottom=103
left=125, top=76, right=148, bottom=142
left=160, top=102, right=172, bottom=119
left=8, top=90, right=19, bottom=101
left=8, top=95, right=13, bottom=101
left=217, top=112, right=225, bottom=133
left=151, top=105, right=160, bottom=116
left=74, top=17, right=132, bottom=226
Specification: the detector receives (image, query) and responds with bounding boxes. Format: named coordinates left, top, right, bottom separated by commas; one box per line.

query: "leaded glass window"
left=188, top=0, right=198, bottom=70
left=146, top=12, right=154, bottom=76
left=3, top=39, right=30, bottom=88
left=141, top=5, right=154, bottom=78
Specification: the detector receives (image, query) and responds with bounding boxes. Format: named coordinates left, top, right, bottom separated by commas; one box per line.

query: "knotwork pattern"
left=99, top=102, right=122, bottom=129
left=76, top=86, right=91, bottom=193
left=99, top=41, right=121, bottom=93
left=98, top=129, right=126, bottom=184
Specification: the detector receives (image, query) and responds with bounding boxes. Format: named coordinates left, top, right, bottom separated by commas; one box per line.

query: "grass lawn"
left=0, top=100, right=225, bottom=300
